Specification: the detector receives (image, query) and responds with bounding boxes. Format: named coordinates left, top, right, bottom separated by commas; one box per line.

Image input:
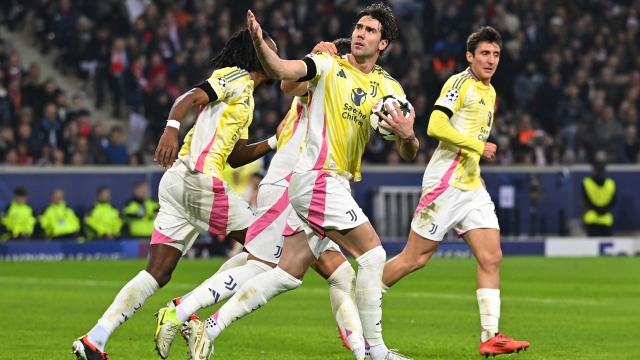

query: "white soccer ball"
left=370, top=95, right=413, bottom=141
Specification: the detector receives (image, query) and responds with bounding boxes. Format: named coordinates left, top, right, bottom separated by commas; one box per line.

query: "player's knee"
left=478, top=249, right=502, bottom=272
left=355, top=246, right=386, bottom=268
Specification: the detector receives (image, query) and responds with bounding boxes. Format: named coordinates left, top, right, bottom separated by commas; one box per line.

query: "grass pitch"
left=0, top=256, right=638, bottom=359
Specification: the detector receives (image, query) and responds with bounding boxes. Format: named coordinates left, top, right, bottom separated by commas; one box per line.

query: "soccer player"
left=183, top=4, right=419, bottom=360
left=71, top=29, right=281, bottom=360
left=381, top=26, right=530, bottom=357
left=152, top=38, right=367, bottom=359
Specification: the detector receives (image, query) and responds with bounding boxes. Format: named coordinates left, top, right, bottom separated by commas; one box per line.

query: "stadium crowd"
left=1, top=0, right=640, bottom=166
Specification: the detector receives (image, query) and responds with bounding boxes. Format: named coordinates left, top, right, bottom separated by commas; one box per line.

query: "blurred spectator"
left=37, top=103, right=62, bottom=151
left=84, top=186, right=122, bottom=240
left=38, top=188, right=80, bottom=239
left=104, top=126, right=127, bottom=164
left=122, top=182, right=159, bottom=238
left=593, top=106, right=624, bottom=162
left=617, top=125, right=640, bottom=163
left=582, top=155, right=616, bottom=237
left=1, top=187, right=36, bottom=240
left=514, top=61, right=544, bottom=113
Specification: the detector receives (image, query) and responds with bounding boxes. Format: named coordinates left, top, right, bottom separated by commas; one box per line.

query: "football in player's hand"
left=370, top=95, right=413, bottom=141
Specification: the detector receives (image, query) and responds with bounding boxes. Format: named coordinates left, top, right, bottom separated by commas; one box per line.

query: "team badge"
left=444, top=88, right=459, bottom=102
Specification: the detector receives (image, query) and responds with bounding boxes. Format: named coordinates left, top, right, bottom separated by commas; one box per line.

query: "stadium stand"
left=2, top=1, right=640, bottom=167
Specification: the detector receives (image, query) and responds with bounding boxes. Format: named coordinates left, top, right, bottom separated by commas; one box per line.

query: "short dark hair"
left=332, top=38, right=352, bottom=55
left=211, top=29, right=272, bottom=73
left=97, top=186, right=109, bottom=195
left=356, top=2, right=398, bottom=56
left=467, top=26, right=502, bottom=55
left=13, top=187, right=27, bottom=197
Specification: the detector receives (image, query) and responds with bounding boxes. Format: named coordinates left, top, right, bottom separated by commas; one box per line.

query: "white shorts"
left=245, top=183, right=340, bottom=262
left=286, top=170, right=368, bottom=255
left=411, top=185, right=499, bottom=241
left=151, top=159, right=255, bottom=254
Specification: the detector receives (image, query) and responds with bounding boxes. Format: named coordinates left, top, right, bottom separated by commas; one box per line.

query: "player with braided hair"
left=71, top=28, right=280, bottom=360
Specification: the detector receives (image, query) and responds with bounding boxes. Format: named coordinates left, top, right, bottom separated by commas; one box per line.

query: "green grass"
left=1, top=257, right=639, bottom=359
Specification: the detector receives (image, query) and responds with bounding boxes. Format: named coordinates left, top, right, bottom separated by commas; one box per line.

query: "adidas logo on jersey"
left=337, top=69, right=347, bottom=79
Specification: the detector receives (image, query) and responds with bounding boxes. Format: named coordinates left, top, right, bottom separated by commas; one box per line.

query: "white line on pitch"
left=0, top=276, right=606, bottom=306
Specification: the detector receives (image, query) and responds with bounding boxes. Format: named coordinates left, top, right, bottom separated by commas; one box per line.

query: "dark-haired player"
left=186, top=3, right=419, bottom=360
left=382, top=26, right=530, bottom=357
left=152, top=38, right=368, bottom=360
left=72, top=29, right=280, bottom=360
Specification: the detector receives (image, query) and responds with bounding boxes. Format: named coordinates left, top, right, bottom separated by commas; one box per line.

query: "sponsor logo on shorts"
left=274, top=245, right=282, bottom=259
left=429, top=223, right=438, bottom=235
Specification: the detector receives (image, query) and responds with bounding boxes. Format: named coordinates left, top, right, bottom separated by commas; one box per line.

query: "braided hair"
left=211, top=29, right=272, bottom=73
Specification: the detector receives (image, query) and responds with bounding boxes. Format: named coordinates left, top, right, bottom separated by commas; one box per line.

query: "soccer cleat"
left=184, top=318, right=213, bottom=360
left=383, top=349, right=413, bottom=360
left=365, top=348, right=412, bottom=360
left=154, top=307, right=185, bottom=359
left=479, top=333, right=530, bottom=358
left=72, top=335, right=109, bottom=360
left=337, top=327, right=352, bottom=350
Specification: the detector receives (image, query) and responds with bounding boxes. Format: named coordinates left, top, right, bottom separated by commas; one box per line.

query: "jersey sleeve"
left=434, top=75, right=465, bottom=116
left=205, top=68, right=237, bottom=101
left=298, top=52, right=333, bottom=84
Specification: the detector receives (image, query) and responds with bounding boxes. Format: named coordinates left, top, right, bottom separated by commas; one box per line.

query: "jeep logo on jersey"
left=487, top=111, right=493, bottom=127
left=351, top=88, right=367, bottom=106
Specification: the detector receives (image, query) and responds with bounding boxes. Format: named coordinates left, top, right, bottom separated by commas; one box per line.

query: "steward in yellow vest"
left=85, top=187, right=122, bottom=240
left=39, top=188, right=81, bottom=239
left=122, top=183, right=159, bottom=237
left=1, top=187, right=36, bottom=240
left=582, top=161, right=616, bottom=237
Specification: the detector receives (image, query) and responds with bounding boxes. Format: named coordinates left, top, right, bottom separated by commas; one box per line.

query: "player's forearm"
left=227, top=140, right=273, bottom=168
left=255, top=41, right=306, bottom=80
left=396, top=137, right=419, bottom=161
left=427, top=110, right=484, bottom=155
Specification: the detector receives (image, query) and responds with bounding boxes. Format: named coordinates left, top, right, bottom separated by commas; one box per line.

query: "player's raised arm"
left=247, top=10, right=307, bottom=80
left=154, top=87, right=211, bottom=169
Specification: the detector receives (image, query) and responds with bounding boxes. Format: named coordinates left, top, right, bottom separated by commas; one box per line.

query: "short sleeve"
left=205, top=68, right=243, bottom=101
left=298, top=52, right=333, bottom=84
left=434, top=76, right=465, bottom=115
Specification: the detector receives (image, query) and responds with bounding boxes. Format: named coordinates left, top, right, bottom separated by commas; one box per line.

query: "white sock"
left=89, top=270, right=158, bottom=351
left=217, top=252, right=249, bottom=273
left=172, top=253, right=249, bottom=311
left=175, top=260, right=272, bottom=322
left=213, top=266, right=302, bottom=333
left=355, top=246, right=386, bottom=347
left=327, top=261, right=365, bottom=354
left=477, top=288, right=501, bottom=342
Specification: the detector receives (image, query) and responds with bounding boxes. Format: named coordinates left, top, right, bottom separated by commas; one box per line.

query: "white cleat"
left=184, top=318, right=213, bottom=360
left=383, top=349, right=413, bottom=360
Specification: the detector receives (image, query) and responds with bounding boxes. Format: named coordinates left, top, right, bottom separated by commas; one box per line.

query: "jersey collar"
left=466, top=68, right=480, bottom=81
left=341, top=54, right=376, bottom=74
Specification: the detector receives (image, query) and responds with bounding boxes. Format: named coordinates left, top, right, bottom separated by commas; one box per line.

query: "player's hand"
left=154, top=127, right=179, bottom=170
left=312, top=41, right=337, bottom=56
left=247, top=10, right=263, bottom=47
left=482, top=142, right=497, bottom=161
left=377, top=102, right=416, bottom=140
left=276, top=111, right=289, bottom=140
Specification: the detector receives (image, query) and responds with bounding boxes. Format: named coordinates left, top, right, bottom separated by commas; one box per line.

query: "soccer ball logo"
left=216, top=77, right=227, bottom=91
left=444, top=88, right=459, bottom=102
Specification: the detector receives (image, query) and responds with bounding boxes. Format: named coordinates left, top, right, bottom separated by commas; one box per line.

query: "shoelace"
left=386, top=349, right=412, bottom=360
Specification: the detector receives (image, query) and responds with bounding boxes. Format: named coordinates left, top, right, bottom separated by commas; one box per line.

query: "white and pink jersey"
left=260, top=95, right=309, bottom=185
left=178, top=67, right=255, bottom=178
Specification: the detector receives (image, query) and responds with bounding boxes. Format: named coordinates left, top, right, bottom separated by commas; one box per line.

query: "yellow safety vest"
left=2, top=202, right=36, bottom=239
left=583, top=177, right=615, bottom=226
